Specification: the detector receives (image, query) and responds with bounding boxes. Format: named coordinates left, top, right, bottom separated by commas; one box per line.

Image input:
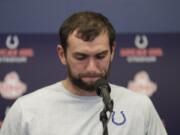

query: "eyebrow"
left=96, top=50, right=109, bottom=55
left=73, top=50, right=109, bottom=56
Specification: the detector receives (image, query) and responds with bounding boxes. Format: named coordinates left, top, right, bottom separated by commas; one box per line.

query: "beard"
left=66, top=63, right=111, bottom=92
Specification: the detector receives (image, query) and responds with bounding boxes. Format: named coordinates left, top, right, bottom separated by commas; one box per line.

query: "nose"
left=86, top=58, right=98, bottom=73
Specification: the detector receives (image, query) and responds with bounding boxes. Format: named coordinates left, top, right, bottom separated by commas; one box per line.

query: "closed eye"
left=96, top=51, right=108, bottom=59
left=74, top=53, right=87, bottom=60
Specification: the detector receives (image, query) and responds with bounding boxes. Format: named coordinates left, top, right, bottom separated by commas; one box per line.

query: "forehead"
left=67, top=31, right=110, bottom=53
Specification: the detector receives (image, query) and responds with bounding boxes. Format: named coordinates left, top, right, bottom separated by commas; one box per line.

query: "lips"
left=82, top=76, right=100, bottom=83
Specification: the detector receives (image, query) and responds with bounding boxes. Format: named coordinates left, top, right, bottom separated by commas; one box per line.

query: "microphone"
left=95, top=79, right=114, bottom=112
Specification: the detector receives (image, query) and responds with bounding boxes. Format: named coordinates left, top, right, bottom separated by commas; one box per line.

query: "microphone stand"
left=100, top=100, right=114, bottom=135
left=94, top=79, right=114, bottom=135
left=100, top=108, right=109, bottom=135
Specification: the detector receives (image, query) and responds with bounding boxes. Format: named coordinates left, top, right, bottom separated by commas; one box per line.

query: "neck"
left=62, top=78, right=97, bottom=96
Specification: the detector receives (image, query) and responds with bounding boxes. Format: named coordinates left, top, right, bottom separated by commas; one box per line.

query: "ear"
left=57, top=45, right=67, bottom=65
left=110, top=42, right=116, bottom=61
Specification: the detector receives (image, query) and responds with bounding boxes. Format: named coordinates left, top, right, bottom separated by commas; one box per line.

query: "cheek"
left=97, top=59, right=111, bottom=70
left=67, top=60, right=86, bottom=75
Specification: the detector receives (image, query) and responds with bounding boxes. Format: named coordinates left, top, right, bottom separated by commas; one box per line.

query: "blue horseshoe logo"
left=112, top=111, right=126, bottom=126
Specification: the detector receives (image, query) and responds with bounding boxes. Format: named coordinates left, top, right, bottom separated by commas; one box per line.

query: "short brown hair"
left=59, top=11, right=116, bottom=53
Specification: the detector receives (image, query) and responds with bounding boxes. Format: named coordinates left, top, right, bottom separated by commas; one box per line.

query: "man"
left=0, top=11, right=167, bottom=135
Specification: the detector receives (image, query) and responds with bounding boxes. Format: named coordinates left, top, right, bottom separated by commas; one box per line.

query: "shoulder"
left=110, top=83, right=155, bottom=122
left=21, top=82, right=60, bottom=99
left=14, top=82, right=61, bottom=110
left=110, top=83, right=153, bottom=109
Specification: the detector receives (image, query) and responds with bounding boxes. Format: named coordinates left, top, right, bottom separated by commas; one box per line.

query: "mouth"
left=81, top=76, right=100, bottom=83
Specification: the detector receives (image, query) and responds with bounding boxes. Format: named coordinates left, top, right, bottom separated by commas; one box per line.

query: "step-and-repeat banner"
left=0, top=33, right=179, bottom=134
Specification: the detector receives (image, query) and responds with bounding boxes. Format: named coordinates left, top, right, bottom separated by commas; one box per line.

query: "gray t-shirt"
left=0, top=82, right=167, bottom=135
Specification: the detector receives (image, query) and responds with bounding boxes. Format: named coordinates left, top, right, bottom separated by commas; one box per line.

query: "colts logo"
left=112, top=111, right=126, bottom=126
left=6, top=35, right=19, bottom=49
left=134, top=35, right=148, bottom=49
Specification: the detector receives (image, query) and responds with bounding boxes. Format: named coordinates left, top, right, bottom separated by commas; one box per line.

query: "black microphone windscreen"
left=95, top=79, right=110, bottom=96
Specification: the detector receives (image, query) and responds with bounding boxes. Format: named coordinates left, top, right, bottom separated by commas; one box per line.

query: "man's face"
left=58, top=31, right=115, bottom=92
